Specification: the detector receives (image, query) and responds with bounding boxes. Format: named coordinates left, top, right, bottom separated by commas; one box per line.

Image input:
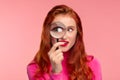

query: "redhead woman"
left=27, top=4, right=102, bottom=80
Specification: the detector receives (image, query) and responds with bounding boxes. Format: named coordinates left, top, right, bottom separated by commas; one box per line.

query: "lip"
left=59, top=40, right=69, bottom=47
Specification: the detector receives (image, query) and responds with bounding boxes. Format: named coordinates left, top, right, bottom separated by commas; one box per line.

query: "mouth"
left=59, top=40, right=69, bottom=47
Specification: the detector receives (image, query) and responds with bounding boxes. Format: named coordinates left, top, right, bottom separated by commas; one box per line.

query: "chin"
left=60, top=47, right=69, bottom=52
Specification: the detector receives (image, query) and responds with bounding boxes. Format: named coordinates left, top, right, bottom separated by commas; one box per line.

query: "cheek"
left=71, top=36, right=76, bottom=44
left=69, top=33, right=77, bottom=45
left=51, top=37, right=57, bottom=45
left=51, top=38, right=54, bottom=45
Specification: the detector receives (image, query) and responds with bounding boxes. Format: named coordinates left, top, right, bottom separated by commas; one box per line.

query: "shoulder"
left=87, top=55, right=100, bottom=65
left=27, top=60, right=39, bottom=79
left=27, top=60, right=39, bottom=71
left=87, top=55, right=102, bottom=80
left=87, top=55, right=101, bottom=69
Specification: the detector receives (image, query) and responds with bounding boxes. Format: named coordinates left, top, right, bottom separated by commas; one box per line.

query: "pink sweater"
left=27, top=55, right=102, bottom=80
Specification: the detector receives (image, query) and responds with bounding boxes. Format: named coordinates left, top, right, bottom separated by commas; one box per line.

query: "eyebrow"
left=67, top=25, right=76, bottom=29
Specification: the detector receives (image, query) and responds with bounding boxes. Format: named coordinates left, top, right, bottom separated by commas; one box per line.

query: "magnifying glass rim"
left=50, top=22, right=66, bottom=38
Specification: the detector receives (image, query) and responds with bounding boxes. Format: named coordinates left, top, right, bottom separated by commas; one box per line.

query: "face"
left=51, top=14, right=77, bottom=52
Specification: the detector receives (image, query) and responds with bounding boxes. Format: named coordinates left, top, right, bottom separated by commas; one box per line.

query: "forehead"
left=52, top=15, right=77, bottom=28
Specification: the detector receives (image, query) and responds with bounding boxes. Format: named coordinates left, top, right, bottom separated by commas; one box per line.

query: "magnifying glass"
left=50, top=22, right=66, bottom=42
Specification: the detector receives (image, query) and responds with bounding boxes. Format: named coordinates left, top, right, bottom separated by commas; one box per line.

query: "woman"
left=27, top=4, right=102, bottom=80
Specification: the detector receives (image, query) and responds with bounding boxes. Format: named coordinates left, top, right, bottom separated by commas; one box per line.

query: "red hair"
left=34, top=4, right=94, bottom=80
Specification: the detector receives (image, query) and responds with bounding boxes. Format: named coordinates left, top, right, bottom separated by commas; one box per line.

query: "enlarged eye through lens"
left=50, top=22, right=66, bottom=39
left=51, top=26, right=64, bottom=32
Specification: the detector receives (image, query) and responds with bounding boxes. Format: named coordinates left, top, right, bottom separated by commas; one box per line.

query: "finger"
left=49, top=42, right=65, bottom=54
left=53, top=52, right=64, bottom=63
left=49, top=49, right=62, bottom=60
left=54, top=49, right=62, bottom=55
left=56, top=52, right=64, bottom=61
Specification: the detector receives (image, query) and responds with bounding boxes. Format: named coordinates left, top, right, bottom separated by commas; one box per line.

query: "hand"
left=48, top=42, right=65, bottom=73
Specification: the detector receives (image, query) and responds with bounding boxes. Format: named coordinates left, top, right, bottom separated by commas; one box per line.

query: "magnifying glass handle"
left=56, top=39, right=59, bottom=42
left=56, top=39, right=59, bottom=50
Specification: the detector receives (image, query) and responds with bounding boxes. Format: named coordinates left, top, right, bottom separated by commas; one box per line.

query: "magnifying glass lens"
left=50, top=27, right=65, bottom=38
left=50, top=22, right=66, bottom=38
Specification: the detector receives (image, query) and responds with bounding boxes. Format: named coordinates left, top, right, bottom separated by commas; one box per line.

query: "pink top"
left=27, top=54, right=102, bottom=80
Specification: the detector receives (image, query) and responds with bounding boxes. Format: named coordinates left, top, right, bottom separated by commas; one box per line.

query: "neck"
left=63, top=51, right=70, bottom=59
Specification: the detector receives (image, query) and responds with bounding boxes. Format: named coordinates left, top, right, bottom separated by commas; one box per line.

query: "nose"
left=62, top=31, right=68, bottom=40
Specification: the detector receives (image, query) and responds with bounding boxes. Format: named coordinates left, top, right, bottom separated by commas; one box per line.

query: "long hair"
left=34, top=4, right=94, bottom=80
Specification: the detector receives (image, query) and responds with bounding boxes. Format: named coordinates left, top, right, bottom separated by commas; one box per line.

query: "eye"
left=68, top=28, right=73, bottom=32
left=57, top=27, right=63, bottom=32
left=52, top=26, right=63, bottom=32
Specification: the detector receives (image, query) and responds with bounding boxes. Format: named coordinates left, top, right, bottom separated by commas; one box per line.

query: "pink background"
left=0, top=0, right=120, bottom=80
